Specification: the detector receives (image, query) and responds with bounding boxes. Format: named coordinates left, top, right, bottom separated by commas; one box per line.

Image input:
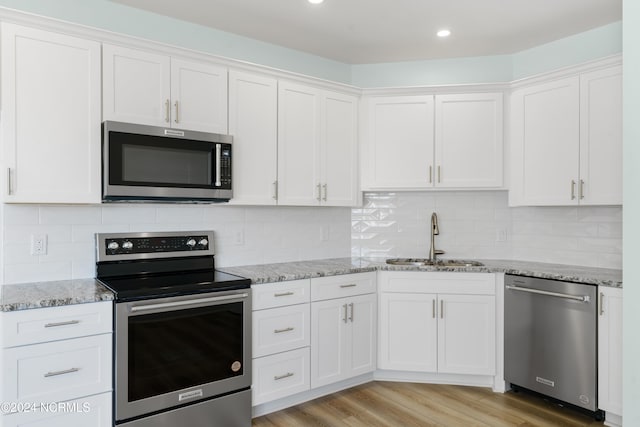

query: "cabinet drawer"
left=252, top=280, right=310, bottom=310
left=253, top=304, right=310, bottom=358
left=1, top=302, right=112, bottom=348
left=378, top=271, right=495, bottom=295
left=252, top=347, right=310, bottom=406
left=311, top=272, right=376, bottom=301
left=0, top=392, right=112, bottom=426
left=2, top=334, right=112, bottom=404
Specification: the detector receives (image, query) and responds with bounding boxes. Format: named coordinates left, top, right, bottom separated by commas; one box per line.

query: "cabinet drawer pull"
left=274, top=327, right=295, bottom=334
left=599, top=292, right=605, bottom=316
left=579, top=179, right=585, bottom=200
left=274, top=372, right=294, bottom=381
left=440, top=300, right=444, bottom=319
left=343, top=304, right=348, bottom=323
left=429, top=165, right=433, bottom=184
left=571, top=180, right=576, bottom=200
left=44, top=367, right=80, bottom=378
left=274, top=291, right=294, bottom=297
left=174, top=100, right=180, bottom=123
left=348, top=302, right=354, bottom=322
left=44, top=320, right=80, bottom=328
left=316, top=183, right=322, bottom=202
left=340, top=284, right=357, bottom=288
left=437, top=166, right=441, bottom=183
left=432, top=299, right=436, bottom=318
left=7, top=168, right=12, bottom=195
left=165, top=99, right=170, bottom=122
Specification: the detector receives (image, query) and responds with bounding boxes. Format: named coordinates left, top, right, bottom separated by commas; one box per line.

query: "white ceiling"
left=111, top=0, right=622, bottom=64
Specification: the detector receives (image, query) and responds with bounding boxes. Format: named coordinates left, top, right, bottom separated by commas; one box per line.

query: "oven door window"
left=109, top=131, right=213, bottom=188
left=128, top=302, right=244, bottom=402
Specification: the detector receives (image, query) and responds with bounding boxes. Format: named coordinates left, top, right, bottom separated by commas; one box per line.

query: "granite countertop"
left=0, top=257, right=621, bottom=313
left=219, top=257, right=623, bottom=288
left=0, top=279, right=114, bottom=312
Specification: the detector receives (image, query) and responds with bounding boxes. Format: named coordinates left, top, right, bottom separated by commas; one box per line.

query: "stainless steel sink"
left=385, top=258, right=484, bottom=267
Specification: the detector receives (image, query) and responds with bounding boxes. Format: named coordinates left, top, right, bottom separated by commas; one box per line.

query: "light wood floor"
left=252, top=382, right=603, bottom=427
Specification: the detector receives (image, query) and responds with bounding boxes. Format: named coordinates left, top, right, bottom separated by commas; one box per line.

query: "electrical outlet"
left=496, top=228, right=508, bottom=243
left=234, top=230, right=244, bottom=245
left=31, top=234, right=48, bottom=255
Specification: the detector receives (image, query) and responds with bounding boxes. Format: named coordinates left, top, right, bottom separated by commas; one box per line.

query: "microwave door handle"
left=215, top=144, right=222, bottom=187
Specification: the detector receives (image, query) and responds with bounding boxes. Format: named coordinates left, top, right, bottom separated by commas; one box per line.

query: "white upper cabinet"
left=1, top=23, right=102, bottom=204
left=579, top=66, right=622, bottom=205
left=509, top=64, right=622, bottom=206
left=228, top=70, right=278, bottom=205
left=365, top=95, right=435, bottom=189
left=363, top=93, right=503, bottom=190
left=435, top=93, right=503, bottom=188
left=278, top=81, right=359, bottom=206
left=103, top=44, right=227, bottom=133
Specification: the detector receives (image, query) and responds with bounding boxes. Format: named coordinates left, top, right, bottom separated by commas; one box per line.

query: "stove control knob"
left=122, top=241, right=133, bottom=250
left=198, top=238, right=208, bottom=247
left=107, top=241, right=119, bottom=251
left=186, top=238, right=197, bottom=248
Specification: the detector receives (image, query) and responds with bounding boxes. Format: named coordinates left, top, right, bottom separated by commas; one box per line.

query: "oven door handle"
left=130, top=293, right=249, bottom=313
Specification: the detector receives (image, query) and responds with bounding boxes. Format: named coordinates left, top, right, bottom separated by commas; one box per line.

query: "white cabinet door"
left=1, top=24, right=101, bottom=204
left=277, top=82, right=321, bottom=206
left=579, top=66, right=622, bottom=205
left=170, top=59, right=227, bottom=133
left=437, top=294, right=496, bottom=375
left=598, top=286, right=622, bottom=416
left=366, top=96, right=435, bottom=189
left=228, top=71, right=278, bottom=205
left=435, top=93, right=503, bottom=188
left=378, top=292, right=437, bottom=372
left=310, top=298, right=347, bottom=387
left=510, top=77, right=580, bottom=206
left=103, top=44, right=171, bottom=127
left=347, top=293, right=376, bottom=377
left=321, top=91, right=359, bottom=206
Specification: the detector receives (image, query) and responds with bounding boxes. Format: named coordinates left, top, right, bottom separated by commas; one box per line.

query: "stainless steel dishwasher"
left=504, top=274, right=603, bottom=419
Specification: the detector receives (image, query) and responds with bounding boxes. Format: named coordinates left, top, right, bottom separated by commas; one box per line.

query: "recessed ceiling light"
left=437, top=29, right=451, bottom=38
left=308, top=0, right=324, bottom=4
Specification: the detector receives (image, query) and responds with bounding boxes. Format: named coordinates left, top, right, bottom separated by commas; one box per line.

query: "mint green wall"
left=0, top=1, right=622, bottom=87
left=0, top=0, right=353, bottom=83
left=623, top=1, right=639, bottom=425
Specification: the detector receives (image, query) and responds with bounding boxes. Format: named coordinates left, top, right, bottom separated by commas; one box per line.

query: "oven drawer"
left=1, top=302, right=112, bottom=348
left=311, top=272, right=376, bottom=302
left=253, top=304, right=310, bottom=358
left=2, top=334, right=112, bottom=404
left=0, top=391, right=112, bottom=426
left=252, top=279, right=310, bottom=310
left=252, top=347, right=310, bottom=406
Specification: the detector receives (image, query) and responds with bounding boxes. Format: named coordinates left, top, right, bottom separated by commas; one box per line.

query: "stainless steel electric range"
left=96, top=231, right=252, bottom=427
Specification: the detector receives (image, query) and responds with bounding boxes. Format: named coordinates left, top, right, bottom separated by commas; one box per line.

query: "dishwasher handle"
left=505, top=285, right=590, bottom=303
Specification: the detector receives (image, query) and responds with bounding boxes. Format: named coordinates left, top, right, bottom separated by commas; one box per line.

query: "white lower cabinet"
left=598, top=286, right=622, bottom=422
left=251, top=280, right=311, bottom=405
left=310, top=273, right=377, bottom=388
left=378, top=272, right=496, bottom=376
left=0, top=302, right=113, bottom=427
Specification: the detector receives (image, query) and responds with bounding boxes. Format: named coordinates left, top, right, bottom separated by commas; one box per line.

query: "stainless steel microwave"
left=102, top=121, right=233, bottom=202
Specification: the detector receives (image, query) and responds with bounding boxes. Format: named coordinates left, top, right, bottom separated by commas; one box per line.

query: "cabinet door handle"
left=165, top=99, right=170, bottom=123
left=274, top=291, right=294, bottom=297
left=6, top=168, right=12, bottom=195
left=274, top=372, right=294, bottom=381
left=571, top=180, right=576, bottom=200
left=316, top=183, right=322, bottom=202
left=348, top=302, right=354, bottom=322
left=272, top=181, right=278, bottom=200
left=44, top=367, right=80, bottom=378
left=440, top=299, right=444, bottom=319
left=429, top=165, right=433, bottom=184
left=274, top=327, right=295, bottom=334
left=437, top=166, right=441, bottom=183
left=174, top=100, right=180, bottom=123
left=599, top=292, right=605, bottom=316
left=432, top=299, right=436, bottom=318
left=343, top=304, right=348, bottom=323
left=322, top=184, right=327, bottom=202
left=44, top=320, right=80, bottom=328
left=579, top=180, right=585, bottom=200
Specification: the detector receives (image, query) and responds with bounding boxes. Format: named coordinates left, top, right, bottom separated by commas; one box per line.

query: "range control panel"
left=96, top=231, right=214, bottom=262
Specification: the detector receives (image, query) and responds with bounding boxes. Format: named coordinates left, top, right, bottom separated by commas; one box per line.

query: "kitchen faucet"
left=429, top=212, right=445, bottom=261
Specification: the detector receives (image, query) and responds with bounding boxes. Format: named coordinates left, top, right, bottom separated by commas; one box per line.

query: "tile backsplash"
left=1, top=191, right=622, bottom=284
left=352, top=191, right=622, bottom=269
left=1, top=204, right=352, bottom=284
